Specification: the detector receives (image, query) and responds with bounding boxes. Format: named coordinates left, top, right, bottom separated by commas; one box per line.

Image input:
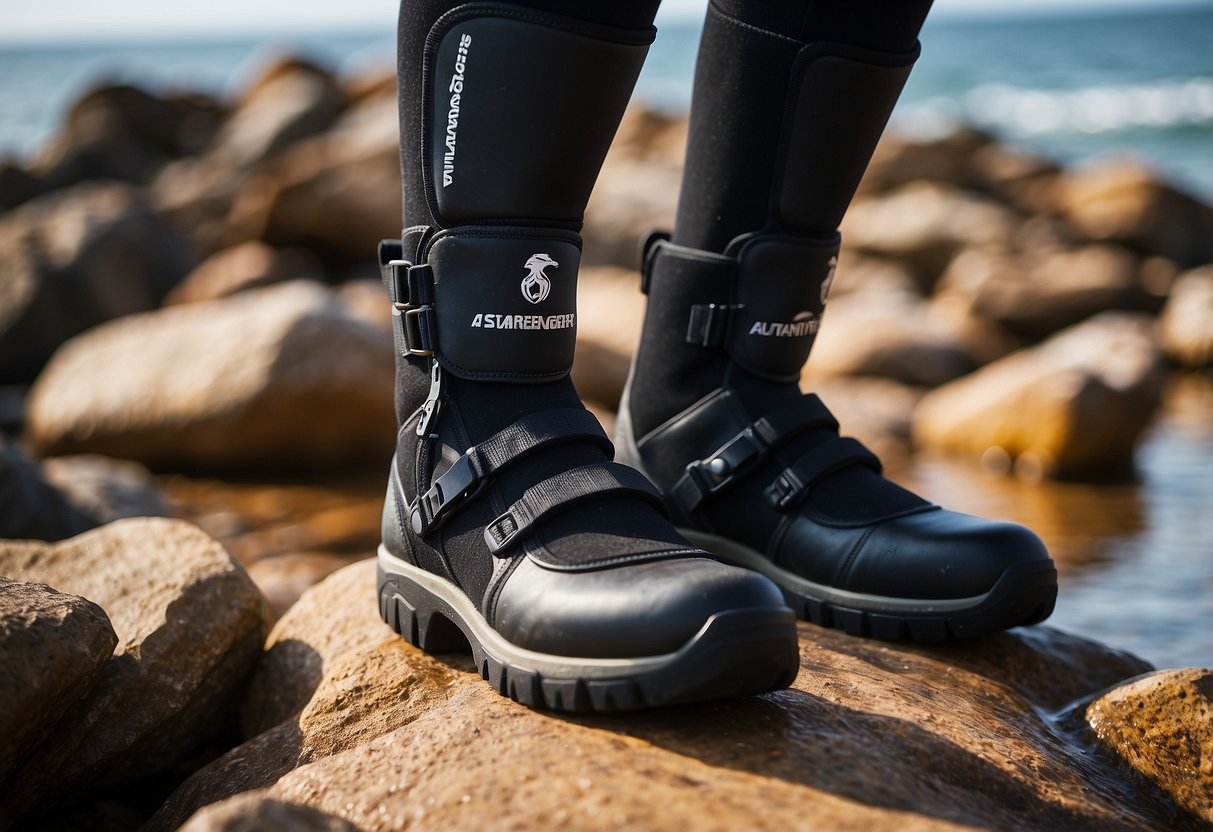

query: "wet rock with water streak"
left=1085, top=667, right=1213, bottom=827
left=145, top=558, right=1199, bottom=832
left=1160, top=266, right=1213, bottom=368
left=0, top=518, right=267, bottom=822
left=913, top=313, right=1164, bottom=479
left=26, top=281, right=395, bottom=471
left=0, top=579, right=117, bottom=787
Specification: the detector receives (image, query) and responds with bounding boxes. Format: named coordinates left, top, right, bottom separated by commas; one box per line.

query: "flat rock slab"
left=0, top=518, right=267, bottom=822
left=150, top=559, right=1201, bottom=831
left=0, top=579, right=117, bottom=787
left=26, top=280, right=395, bottom=471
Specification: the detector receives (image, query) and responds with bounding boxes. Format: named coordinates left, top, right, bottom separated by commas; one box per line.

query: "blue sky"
left=1, top=0, right=1208, bottom=41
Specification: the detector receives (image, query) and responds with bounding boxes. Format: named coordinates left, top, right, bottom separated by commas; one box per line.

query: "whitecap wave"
left=897, top=76, right=1213, bottom=137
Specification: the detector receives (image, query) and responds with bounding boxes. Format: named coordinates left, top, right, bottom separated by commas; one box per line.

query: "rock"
left=936, top=244, right=1153, bottom=340
left=828, top=251, right=920, bottom=298
left=29, top=83, right=224, bottom=189
left=0, top=579, right=117, bottom=787
left=149, top=558, right=1190, bottom=832
left=26, top=280, right=395, bottom=471
left=225, top=95, right=399, bottom=265
left=0, top=518, right=267, bottom=821
left=966, top=142, right=1062, bottom=214
left=41, top=454, right=171, bottom=524
left=335, top=278, right=392, bottom=332
left=841, top=182, right=1018, bottom=290
left=0, top=437, right=97, bottom=541
left=583, top=158, right=681, bottom=267
left=571, top=267, right=645, bottom=409
left=207, top=57, right=345, bottom=169
left=805, top=291, right=975, bottom=387
left=1160, top=266, right=1213, bottom=367
left=913, top=313, right=1164, bottom=479
left=609, top=106, right=689, bottom=166
left=166, top=241, right=320, bottom=305
left=179, top=793, right=357, bottom=832
left=0, top=182, right=194, bottom=384
left=859, top=128, right=993, bottom=195
left=1055, top=162, right=1213, bottom=267
left=1085, top=668, right=1213, bottom=827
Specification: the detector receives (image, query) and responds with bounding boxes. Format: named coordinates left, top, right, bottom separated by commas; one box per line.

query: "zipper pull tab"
left=416, top=360, right=443, bottom=437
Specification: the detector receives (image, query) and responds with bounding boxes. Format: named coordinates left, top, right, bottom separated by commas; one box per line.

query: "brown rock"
left=245, top=552, right=362, bottom=622
left=1160, top=266, right=1213, bottom=367
left=208, top=57, right=345, bottom=169
left=150, top=558, right=1184, bottom=832
left=913, top=313, right=1164, bottom=479
left=26, top=281, right=395, bottom=471
left=571, top=267, right=645, bottom=409
left=335, top=278, right=393, bottom=332
left=166, top=241, right=320, bottom=305
left=583, top=158, right=680, bottom=267
left=936, top=243, right=1152, bottom=340
left=829, top=251, right=920, bottom=298
left=1056, top=161, right=1213, bottom=267
left=0, top=519, right=266, bottom=820
left=1085, top=668, right=1213, bottom=827
left=0, top=437, right=96, bottom=541
left=29, top=83, right=224, bottom=189
left=806, top=291, right=974, bottom=387
left=179, top=793, right=357, bottom=832
left=0, top=182, right=194, bottom=383
left=859, top=128, right=993, bottom=195
left=0, top=579, right=117, bottom=786
left=841, top=182, right=1018, bottom=290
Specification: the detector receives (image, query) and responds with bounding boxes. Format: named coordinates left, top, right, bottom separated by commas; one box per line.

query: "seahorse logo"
left=521, top=253, right=557, bottom=304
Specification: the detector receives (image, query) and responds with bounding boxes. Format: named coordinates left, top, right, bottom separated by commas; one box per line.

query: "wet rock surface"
left=25, top=281, right=395, bottom=471
left=0, top=518, right=266, bottom=823
left=144, top=559, right=1202, bottom=832
left=0, top=579, right=117, bottom=787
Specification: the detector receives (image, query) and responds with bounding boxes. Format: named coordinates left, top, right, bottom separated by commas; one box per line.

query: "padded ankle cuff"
left=644, top=233, right=841, bottom=383
left=423, top=3, right=653, bottom=227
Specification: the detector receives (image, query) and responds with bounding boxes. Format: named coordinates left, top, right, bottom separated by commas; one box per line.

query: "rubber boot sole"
left=377, top=546, right=800, bottom=712
left=676, top=529, right=1057, bottom=642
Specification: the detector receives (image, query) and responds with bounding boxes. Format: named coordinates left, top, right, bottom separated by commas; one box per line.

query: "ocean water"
left=1, top=4, right=1211, bottom=199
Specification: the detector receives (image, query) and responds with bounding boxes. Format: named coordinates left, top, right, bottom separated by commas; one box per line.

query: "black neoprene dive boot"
left=617, top=2, right=1058, bottom=641
left=376, top=2, right=799, bottom=711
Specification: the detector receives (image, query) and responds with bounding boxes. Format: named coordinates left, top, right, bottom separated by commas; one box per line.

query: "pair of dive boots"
left=376, top=5, right=1055, bottom=713
left=374, top=228, right=1057, bottom=714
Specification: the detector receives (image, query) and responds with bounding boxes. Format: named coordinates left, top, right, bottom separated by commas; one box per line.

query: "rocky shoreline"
left=2, top=55, right=1212, bottom=830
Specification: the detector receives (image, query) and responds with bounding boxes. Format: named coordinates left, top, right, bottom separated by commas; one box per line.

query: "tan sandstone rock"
left=1160, top=266, right=1213, bottom=367
left=1085, top=668, right=1213, bottom=827
left=0, top=518, right=267, bottom=821
left=166, top=241, right=320, bottom=305
left=0, top=579, right=117, bottom=787
left=913, top=313, right=1164, bottom=479
left=26, top=280, right=395, bottom=471
left=146, top=558, right=1195, bottom=832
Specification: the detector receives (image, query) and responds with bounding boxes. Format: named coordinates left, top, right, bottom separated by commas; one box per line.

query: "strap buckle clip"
left=763, top=469, right=805, bottom=512
left=411, top=451, right=480, bottom=535
left=388, top=260, right=436, bottom=357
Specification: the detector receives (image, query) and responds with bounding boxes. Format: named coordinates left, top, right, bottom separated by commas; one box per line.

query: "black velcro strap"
left=670, top=395, right=843, bottom=515
left=686, top=303, right=744, bottom=348
left=752, top=394, right=839, bottom=445
left=484, top=463, right=667, bottom=554
left=764, top=437, right=882, bottom=512
left=411, top=408, right=611, bottom=537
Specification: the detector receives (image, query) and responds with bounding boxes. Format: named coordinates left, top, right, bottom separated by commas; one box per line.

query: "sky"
left=1, top=0, right=1208, bottom=42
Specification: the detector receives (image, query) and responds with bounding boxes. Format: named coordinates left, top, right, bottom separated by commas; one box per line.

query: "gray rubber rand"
left=377, top=547, right=799, bottom=711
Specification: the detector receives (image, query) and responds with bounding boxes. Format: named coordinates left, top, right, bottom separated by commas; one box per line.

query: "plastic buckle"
left=483, top=510, right=522, bottom=554
left=411, top=452, right=480, bottom=535
left=763, top=469, right=805, bottom=512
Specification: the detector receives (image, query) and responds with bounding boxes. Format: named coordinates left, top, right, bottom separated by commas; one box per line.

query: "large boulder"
left=0, top=519, right=267, bottom=821
left=913, top=313, right=1164, bottom=479
left=165, top=241, right=320, bottom=306
left=147, top=559, right=1199, bottom=832
left=0, top=580, right=117, bottom=787
left=29, top=84, right=224, bottom=190
left=1055, top=162, right=1213, bottom=267
left=207, top=57, right=345, bottom=170
left=936, top=243, right=1154, bottom=340
left=0, top=182, right=194, bottom=383
left=26, top=280, right=395, bottom=471
left=841, top=182, right=1018, bottom=290
left=1085, top=668, right=1213, bottom=827
left=1160, top=266, right=1213, bottom=367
